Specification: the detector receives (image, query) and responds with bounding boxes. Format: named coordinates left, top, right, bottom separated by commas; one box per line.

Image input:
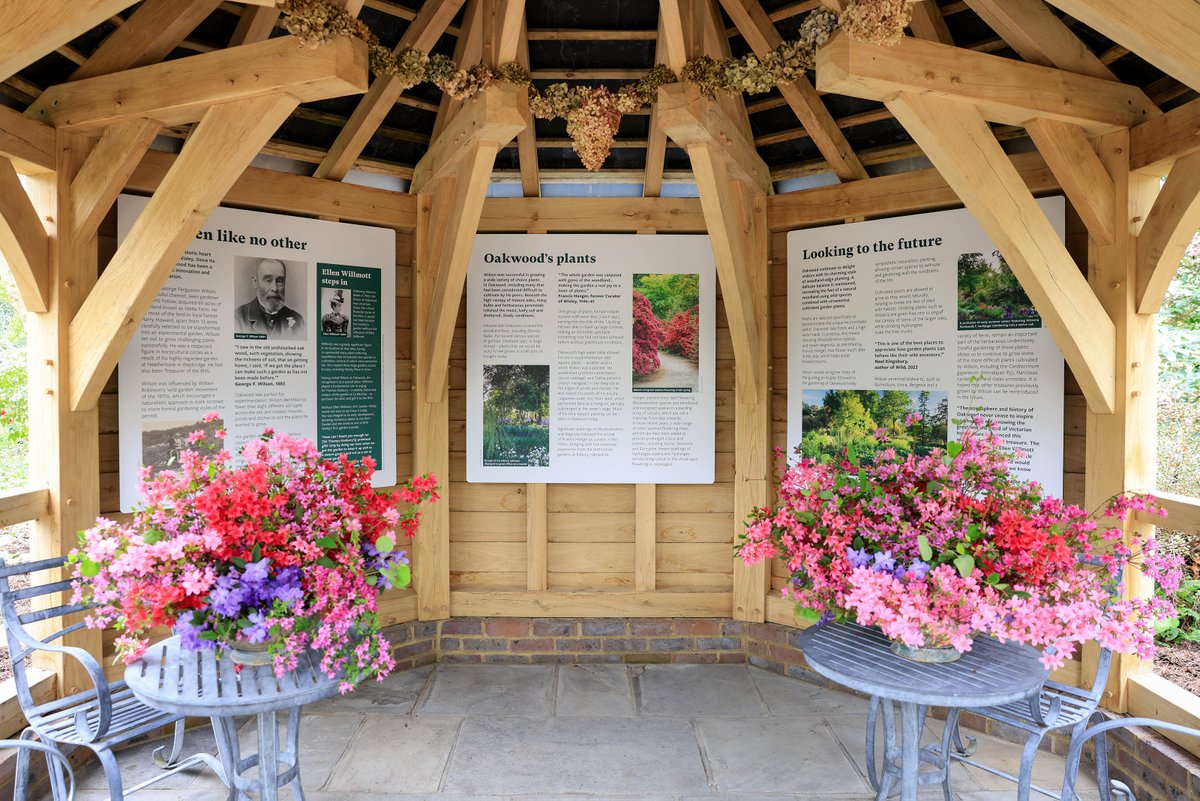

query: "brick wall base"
left=380, top=617, right=1200, bottom=801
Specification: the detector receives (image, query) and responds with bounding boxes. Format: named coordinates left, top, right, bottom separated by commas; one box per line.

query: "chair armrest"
left=1025, top=684, right=1063, bottom=728
left=5, top=624, right=115, bottom=743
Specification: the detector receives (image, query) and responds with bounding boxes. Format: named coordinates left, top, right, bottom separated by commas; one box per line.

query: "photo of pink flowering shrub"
left=632, top=273, right=700, bottom=392
left=738, top=419, right=1183, bottom=669
left=70, top=418, right=438, bottom=693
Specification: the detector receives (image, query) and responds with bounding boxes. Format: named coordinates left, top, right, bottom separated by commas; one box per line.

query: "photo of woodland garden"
left=482, top=364, right=550, bottom=467
left=799, top=389, right=949, bottom=462
left=632, top=273, right=700, bottom=391
left=957, top=250, right=1042, bottom=329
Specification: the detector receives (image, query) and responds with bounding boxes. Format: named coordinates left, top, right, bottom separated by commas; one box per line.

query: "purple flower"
left=242, top=611, right=271, bottom=643
left=242, top=557, right=270, bottom=586
left=847, top=547, right=872, bottom=569
left=175, top=617, right=213, bottom=651
left=872, top=551, right=896, bottom=573
left=906, top=561, right=930, bottom=581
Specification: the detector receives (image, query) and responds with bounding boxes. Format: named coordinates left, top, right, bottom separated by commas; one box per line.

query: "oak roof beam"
left=515, top=14, right=539, bottom=197
left=69, top=0, right=222, bottom=81
left=909, top=0, right=953, bottom=45
left=409, top=83, right=527, bottom=196
left=1025, top=117, right=1115, bottom=245
left=816, top=31, right=1158, bottom=136
left=68, top=94, right=301, bottom=411
left=0, top=0, right=139, bottom=82
left=0, top=157, right=50, bottom=312
left=1044, top=0, right=1200, bottom=94
left=719, top=0, right=867, bottom=181
left=230, top=3, right=281, bottom=46
left=658, top=83, right=771, bottom=195
left=27, top=35, right=368, bottom=131
left=1130, top=96, right=1200, bottom=176
left=314, top=0, right=466, bottom=181
left=963, top=0, right=1116, bottom=81
left=70, top=118, right=161, bottom=243
left=886, top=92, right=1117, bottom=414
left=1136, top=151, right=1200, bottom=314
left=0, top=105, right=55, bottom=173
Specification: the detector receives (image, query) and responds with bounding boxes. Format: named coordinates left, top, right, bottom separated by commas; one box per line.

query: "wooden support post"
left=69, top=118, right=161, bottom=243
left=963, top=0, right=1116, bottom=80
left=677, top=147, right=770, bottom=622
left=526, top=483, right=548, bottom=591
left=1084, top=130, right=1160, bottom=712
left=884, top=92, right=1119, bottom=414
left=635, top=484, right=657, bottom=592
left=68, top=0, right=223, bottom=81
left=0, top=157, right=50, bottom=312
left=412, top=85, right=524, bottom=619
left=1135, top=151, right=1200, bottom=314
left=67, top=94, right=300, bottom=411
left=1025, top=118, right=1116, bottom=246
left=24, top=131, right=102, bottom=695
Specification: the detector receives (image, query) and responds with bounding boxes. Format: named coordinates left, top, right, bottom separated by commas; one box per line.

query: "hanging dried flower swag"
left=278, top=0, right=915, bottom=172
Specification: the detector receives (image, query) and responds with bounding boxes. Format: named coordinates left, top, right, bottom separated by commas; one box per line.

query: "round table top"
left=798, top=623, right=1049, bottom=708
left=125, top=636, right=342, bottom=717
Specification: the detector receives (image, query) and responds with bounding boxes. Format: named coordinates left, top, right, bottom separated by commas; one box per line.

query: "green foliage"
left=799, top=390, right=947, bottom=463
left=482, top=364, right=550, bottom=466
left=1155, top=579, right=1200, bottom=644
left=1159, top=248, right=1200, bottom=400
left=632, top=273, right=700, bottom=320
left=956, top=251, right=1040, bottom=322
left=0, top=274, right=28, bottom=447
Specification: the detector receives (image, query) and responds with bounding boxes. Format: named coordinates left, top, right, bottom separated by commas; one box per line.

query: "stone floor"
left=55, top=664, right=1102, bottom=800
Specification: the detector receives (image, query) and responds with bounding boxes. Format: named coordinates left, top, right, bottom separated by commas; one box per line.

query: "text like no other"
left=196, top=228, right=309, bottom=251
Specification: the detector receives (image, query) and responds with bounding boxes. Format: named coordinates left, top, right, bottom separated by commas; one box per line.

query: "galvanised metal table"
left=799, top=623, right=1049, bottom=801
left=125, top=636, right=342, bottom=801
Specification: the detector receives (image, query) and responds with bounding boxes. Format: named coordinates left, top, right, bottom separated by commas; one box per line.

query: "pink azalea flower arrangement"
left=738, top=418, right=1183, bottom=669
left=70, top=417, right=438, bottom=692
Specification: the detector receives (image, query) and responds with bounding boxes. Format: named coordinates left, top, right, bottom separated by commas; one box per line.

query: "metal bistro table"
left=125, top=637, right=342, bottom=801
left=799, top=623, right=1049, bottom=801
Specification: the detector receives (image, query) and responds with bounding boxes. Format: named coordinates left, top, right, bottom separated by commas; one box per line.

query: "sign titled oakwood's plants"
left=116, top=195, right=397, bottom=511
left=466, top=234, right=717, bottom=484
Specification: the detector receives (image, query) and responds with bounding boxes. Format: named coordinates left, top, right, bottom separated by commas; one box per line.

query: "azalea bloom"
left=737, top=421, right=1182, bottom=669
left=70, top=425, right=437, bottom=690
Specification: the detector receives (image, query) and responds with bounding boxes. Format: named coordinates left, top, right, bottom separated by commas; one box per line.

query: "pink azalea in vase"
left=738, top=418, right=1183, bottom=669
left=70, top=417, right=438, bottom=693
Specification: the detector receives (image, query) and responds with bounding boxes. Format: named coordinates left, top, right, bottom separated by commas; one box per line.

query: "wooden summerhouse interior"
left=1, top=0, right=1199, bottom=760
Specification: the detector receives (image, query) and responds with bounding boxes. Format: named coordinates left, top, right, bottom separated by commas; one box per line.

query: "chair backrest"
left=0, top=556, right=91, bottom=713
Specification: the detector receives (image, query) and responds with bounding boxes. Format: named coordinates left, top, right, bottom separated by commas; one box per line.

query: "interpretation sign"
left=466, top=234, right=716, bottom=483
left=787, top=197, right=1066, bottom=493
left=117, top=195, right=396, bottom=510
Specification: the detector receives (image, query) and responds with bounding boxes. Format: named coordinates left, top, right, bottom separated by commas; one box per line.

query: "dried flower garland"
left=278, top=0, right=914, bottom=172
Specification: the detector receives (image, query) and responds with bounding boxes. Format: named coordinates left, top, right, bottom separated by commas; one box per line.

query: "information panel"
left=117, top=194, right=396, bottom=511
left=467, top=234, right=716, bottom=483
left=787, top=197, right=1065, bottom=493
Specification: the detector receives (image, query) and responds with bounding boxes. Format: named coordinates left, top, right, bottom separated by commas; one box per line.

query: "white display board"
left=117, top=195, right=396, bottom=511
left=466, top=234, right=716, bottom=483
left=787, top=197, right=1065, bottom=493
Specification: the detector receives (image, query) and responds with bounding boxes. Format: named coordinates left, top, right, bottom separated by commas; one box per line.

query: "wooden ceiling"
left=2, top=0, right=1195, bottom=190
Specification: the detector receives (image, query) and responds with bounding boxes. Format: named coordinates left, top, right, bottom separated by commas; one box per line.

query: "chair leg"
left=96, top=746, right=126, bottom=801
left=1015, top=733, right=1041, bottom=801
left=14, top=729, right=37, bottom=801
left=1091, top=715, right=1111, bottom=801
left=152, top=719, right=187, bottom=768
left=44, top=747, right=68, bottom=801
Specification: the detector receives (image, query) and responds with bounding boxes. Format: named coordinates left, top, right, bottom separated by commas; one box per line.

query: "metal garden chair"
left=0, top=555, right=213, bottom=801
left=1059, top=716, right=1200, bottom=801
left=948, top=646, right=1113, bottom=801
left=0, top=739, right=76, bottom=801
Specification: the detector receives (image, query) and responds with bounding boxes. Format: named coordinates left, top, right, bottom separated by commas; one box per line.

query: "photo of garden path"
left=957, top=250, right=1042, bottom=329
left=632, top=273, right=700, bottom=392
left=482, top=364, right=550, bottom=467
left=799, top=389, right=949, bottom=463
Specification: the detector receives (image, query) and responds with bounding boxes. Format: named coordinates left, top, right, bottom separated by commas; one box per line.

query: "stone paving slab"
left=555, top=664, right=635, bottom=717
left=442, top=716, right=709, bottom=795
left=53, top=663, right=1112, bottom=801
left=634, top=664, right=768, bottom=717
left=418, top=665, right=554, bottom=717
left=696, top=716, right=871, bottom=794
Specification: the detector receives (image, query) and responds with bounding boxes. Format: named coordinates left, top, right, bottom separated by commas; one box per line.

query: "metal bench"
left=0, top=556, right=215, bottom=801
left=1060, top=717, right=1200, bottom=801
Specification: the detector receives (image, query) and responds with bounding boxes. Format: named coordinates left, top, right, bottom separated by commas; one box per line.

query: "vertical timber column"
left=1085, top=130, right=1160, bottom=712
left=26, top=131, right=101, bottom=693
left=526, top=228, right=548, bottom=592
left=414, top=191, right=452, bottom=620
left=634, top=228, right=658, bottom=593
left=732, top=192, right=771, bottom=622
